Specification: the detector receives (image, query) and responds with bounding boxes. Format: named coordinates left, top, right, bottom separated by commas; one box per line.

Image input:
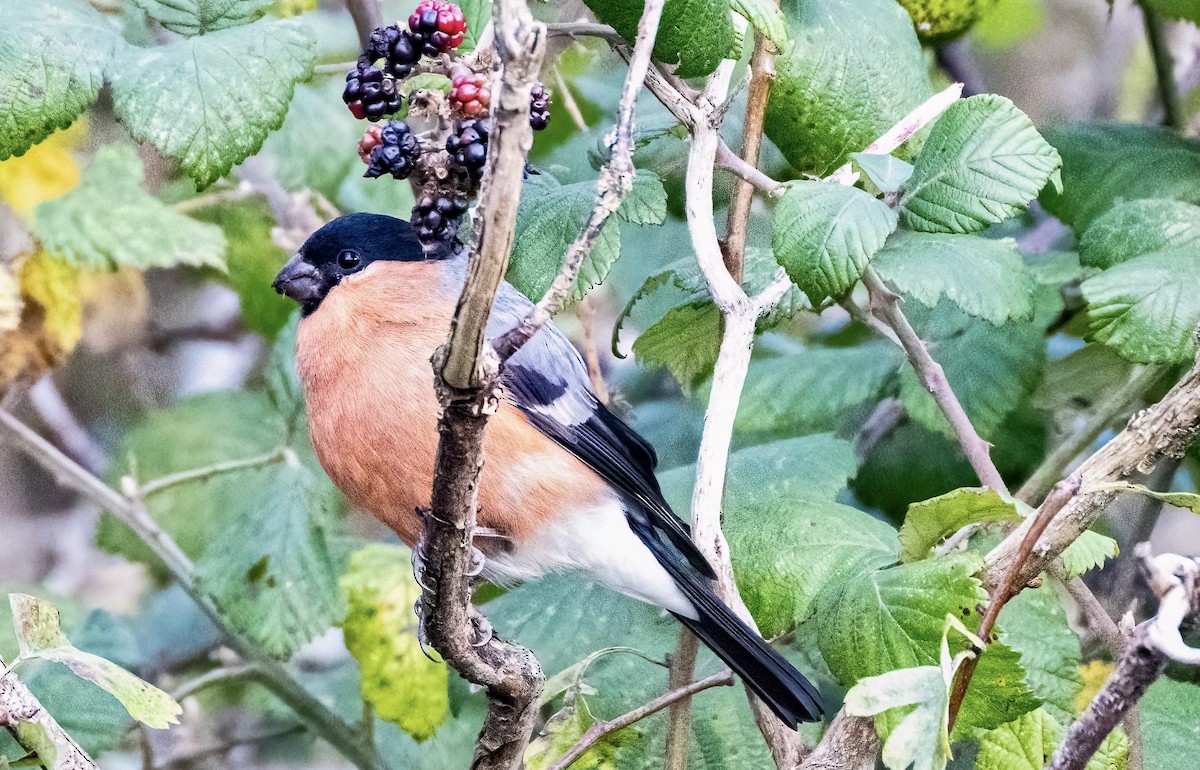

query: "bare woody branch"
left=1049, top=546, right=1200, bottom=770
left=1, top=661, right=97, bottom=770
left=0, top=410, right=385, bottom=770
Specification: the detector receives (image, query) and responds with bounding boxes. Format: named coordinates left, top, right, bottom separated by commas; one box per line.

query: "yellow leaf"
left=0, top=252, right=82, bottom=389
left=0, top=123, right=85, bottom=219
left=339, top=544, right=449, bottom=742
left=1074, top=660, right=1114, bottom=715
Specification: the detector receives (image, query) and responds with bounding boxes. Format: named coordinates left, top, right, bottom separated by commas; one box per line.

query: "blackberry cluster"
left=449, top=73, right=490, bottom=118
left=366, top=24, right=421, bottom=78
left=362, top=121, right=422, bottom=179
left=446, top=119, right=490, bottom=180
left=343, top=63, right=402, bottom=121
left=529, top=82, right=551, bottom=131
left=408, top=0, right=467, bottom=57
left=411, top=194, right=469, bottom=245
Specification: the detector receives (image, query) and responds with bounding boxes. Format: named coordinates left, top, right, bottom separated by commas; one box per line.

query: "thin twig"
left=862, top=267, right=1008, bottom=495
left=28, top=376, right=107, bottom=475
left=947, top=475, right=1081, bottom=728
left=137, top=448, right=290, bottom=498
left=172, top=664, right=263, bottom=703
left=1139, top=0, right=1183, bottom=130
left=576, top=295, right=609, bottom=403
left=546, top=670, right=734, bottom=770
left=552, top=66, right=588, bottom=132
left=0, top=410, right=385, bottom=770
left=544, top=21, right=625, bottom=43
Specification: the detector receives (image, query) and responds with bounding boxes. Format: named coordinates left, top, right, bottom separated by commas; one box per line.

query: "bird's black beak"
left=273, top=254, right=322, bottom=306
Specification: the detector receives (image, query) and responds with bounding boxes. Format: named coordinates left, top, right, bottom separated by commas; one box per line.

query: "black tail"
left=670, top=585, right=823, bottom=728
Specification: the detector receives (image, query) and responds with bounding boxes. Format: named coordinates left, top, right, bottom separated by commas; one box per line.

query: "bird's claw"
left=471, top=614, right=493, bottom=647
left=411, top=535, right=433, bottom=592
left=413, top=596, right=438, bottom=662
left=465, top=543, right=486, bottom=578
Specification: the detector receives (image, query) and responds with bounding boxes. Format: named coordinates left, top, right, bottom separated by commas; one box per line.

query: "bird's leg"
left=410, top=508, right=496, bottom=650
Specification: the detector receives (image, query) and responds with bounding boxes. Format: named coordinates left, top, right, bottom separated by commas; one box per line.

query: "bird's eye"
left=337, top=250, right=362, bottom=270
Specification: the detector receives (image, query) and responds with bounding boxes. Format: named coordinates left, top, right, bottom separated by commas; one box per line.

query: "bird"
left=273, top=212, right=823, bottom=727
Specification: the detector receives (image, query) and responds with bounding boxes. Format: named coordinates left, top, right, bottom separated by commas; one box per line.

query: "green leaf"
left=898, top=488, right=1020, bottom=563
left=525, top=695, right=639, bottom=770
left=955, top=638, right=1043, bottom=737
left=899, top=94, right=1062, bottom=234
left=1101, top=481, right=1200, bottom=513
left=731, top=0, right=788, bottom=50
left=815, top=553, right=986, bottom=734
left=631, top=301, right=721, bottom=394
left=734, top=340, right=904, bottom=437
left=1145, top=0, right=1200, bottom=22
left=727, top=496, right=898, bottom=638
left=32, top=145, right=227, bottom=270
left=873, top=232, right=1035, bottom=324
left=507, top=171, right=667, bottom=303
left=0, top=0, right=117, bottom=161
left=1033, top=344, right=1136, bottom=414
left=1079, top=198, right=1200, bottom=270
left=850, top=152, right=914, bottom=194
left=1089, top=729, right=1130, bottom=770
left=339, top=545, right=448, bottom=742
left=771, top=180, right=898, bottom=305
left=8, top=594, right=181, bottom=729
left=1137, top=677, right=1200, bottom=769
left=581, top=0, right=735, bottom=79
left=97, top=390, right=348, bottom=658
left=109, top=18, right=315, bottom=189
left=1059, top=530, right=1118, bottom=577
left=131, top=0, right=273, bottom=35
left=1081, top=247, right=1200, bottom=364
left=12, top=717, right=57, bottom=769
left=1040, top=122, right=1200, bottom=233
left=189, top=197, right=293, bottom=338
left=898, top=299, right=1045, bottom=439
left=766, top=0, right=933, bottom=174
left=976, top=707, right=1060, bottom=770
left=456, top=0, right=492, bottom=53
left=997, top=585, right=1083, bottom=723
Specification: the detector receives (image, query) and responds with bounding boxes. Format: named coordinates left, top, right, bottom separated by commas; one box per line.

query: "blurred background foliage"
left=2, top=0, right=1200, bottom=768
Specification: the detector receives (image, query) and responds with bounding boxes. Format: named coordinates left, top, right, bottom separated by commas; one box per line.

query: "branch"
left=1138, top=0, right=1183, bottom=130
left=0, top=410, right=384, bottom=770
left=344, top=0, right=381, bottom=49
left=419, top=1, right=547, bottom=768
left=861, top=267, right=1008, bottom=494
left=1, top=660, right=97, bottom=769
left=1049, top=546, right=1200, bottom=770
left=491, top=0, right=666, bottom=360
left=546, top=670, right=734, bottom=770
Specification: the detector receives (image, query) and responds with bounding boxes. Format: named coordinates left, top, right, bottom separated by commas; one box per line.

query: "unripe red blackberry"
left=529, top=82, right=551, bottom=131
left=411, top=194, right=469, bottom=245
left=358, top=124, right=384, bottom=163
left=408, top=0, right=467, bottom=56
left=364, top=121, right=422, bottom=179
left=446, top=119, right=490, bottom=180
left=449, top=73, right=490, bottom=118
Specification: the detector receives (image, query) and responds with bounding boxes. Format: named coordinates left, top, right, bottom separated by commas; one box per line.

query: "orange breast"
left=295, top=260, right=607, bottom=551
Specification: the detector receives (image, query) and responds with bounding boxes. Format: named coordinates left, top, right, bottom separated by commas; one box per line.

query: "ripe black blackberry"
left=529, top=82, right=551, bottom=131
left=343, top=62, right=403, bottom=121
left=364, top=121, right=421, bottom=179
left=411, top=194, right=469, bottom=245
left=367, top=24, right=421, bottom=78
left=446, top=119, right=490, bottom=180
left=408, top=0, right=467, bottom=57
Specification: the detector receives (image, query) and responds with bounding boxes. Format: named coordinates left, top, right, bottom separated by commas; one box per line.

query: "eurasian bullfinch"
left=273, top=212, right=822, bottom=727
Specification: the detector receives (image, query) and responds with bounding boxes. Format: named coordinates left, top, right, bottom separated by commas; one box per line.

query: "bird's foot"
left=412, top=596, right=438, bottom=662
left=470, top=609, right=494, bottom=647
left=411, top=528, right=433, bottom=592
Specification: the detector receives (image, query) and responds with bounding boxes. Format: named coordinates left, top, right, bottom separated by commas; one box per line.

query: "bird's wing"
left=487, top=287, right=716, bottom=579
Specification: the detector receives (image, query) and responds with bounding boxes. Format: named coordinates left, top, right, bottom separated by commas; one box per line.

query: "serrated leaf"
left=731, top=0, right=788, bottom=49
left=507, top=171, right=666, bottom=303
left=109, top=18, right=315, bottom=189
left=1081, top=247, right=1200, bottom=364
left=873, top=232, right=1035, bottom=325
left=33, top=145, right=226, bottom=270
left=735, top=340, right=904, bottom=437
left=816, top=553, right=987, bottom=736
left=631, top=301, right=721, bottom=393
left=582, top=0, right=735, bottom=79
left=998, top=585, right=1083, bottom=723
left=851, top=152, right=914, bottom=193
left=1040, top=122, right=1200, bottom=233
left=525, top=695, right=638, bottom=770
left=456, top=0, right=491, bottom=52
left=132, top=0, right=273, bottom=35
left=339, top=544, right=448, bottom=741
left=899, top=488, right=1020, bottom=562
left=765, top=0, right=933, bottom=174
left=976, top=707, right=1060, bottom=770
left=727, top=496, right=898, bottom=638
left=1059, top=530, right=1118, bottom=577
left=97, top=390, right=348, bottom=658
left=0, top=124, right=83, bottom=219
left=899, top=94, right=1062, bottom=234
left=8, top=594, right=181, bottom=729
left=1079, top=198, right=1200, bottom=270
left=772, top=181, right=898, bottom=305
left=955, top=638, right=1042, bottom=737
left=1141, top=678, right=1200, bottom=769
left=899, top=299, right=1045, bottom=439
left=0, top=0, right=117, bottom=161
left=1101, top=481, right=1200, bottom=513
